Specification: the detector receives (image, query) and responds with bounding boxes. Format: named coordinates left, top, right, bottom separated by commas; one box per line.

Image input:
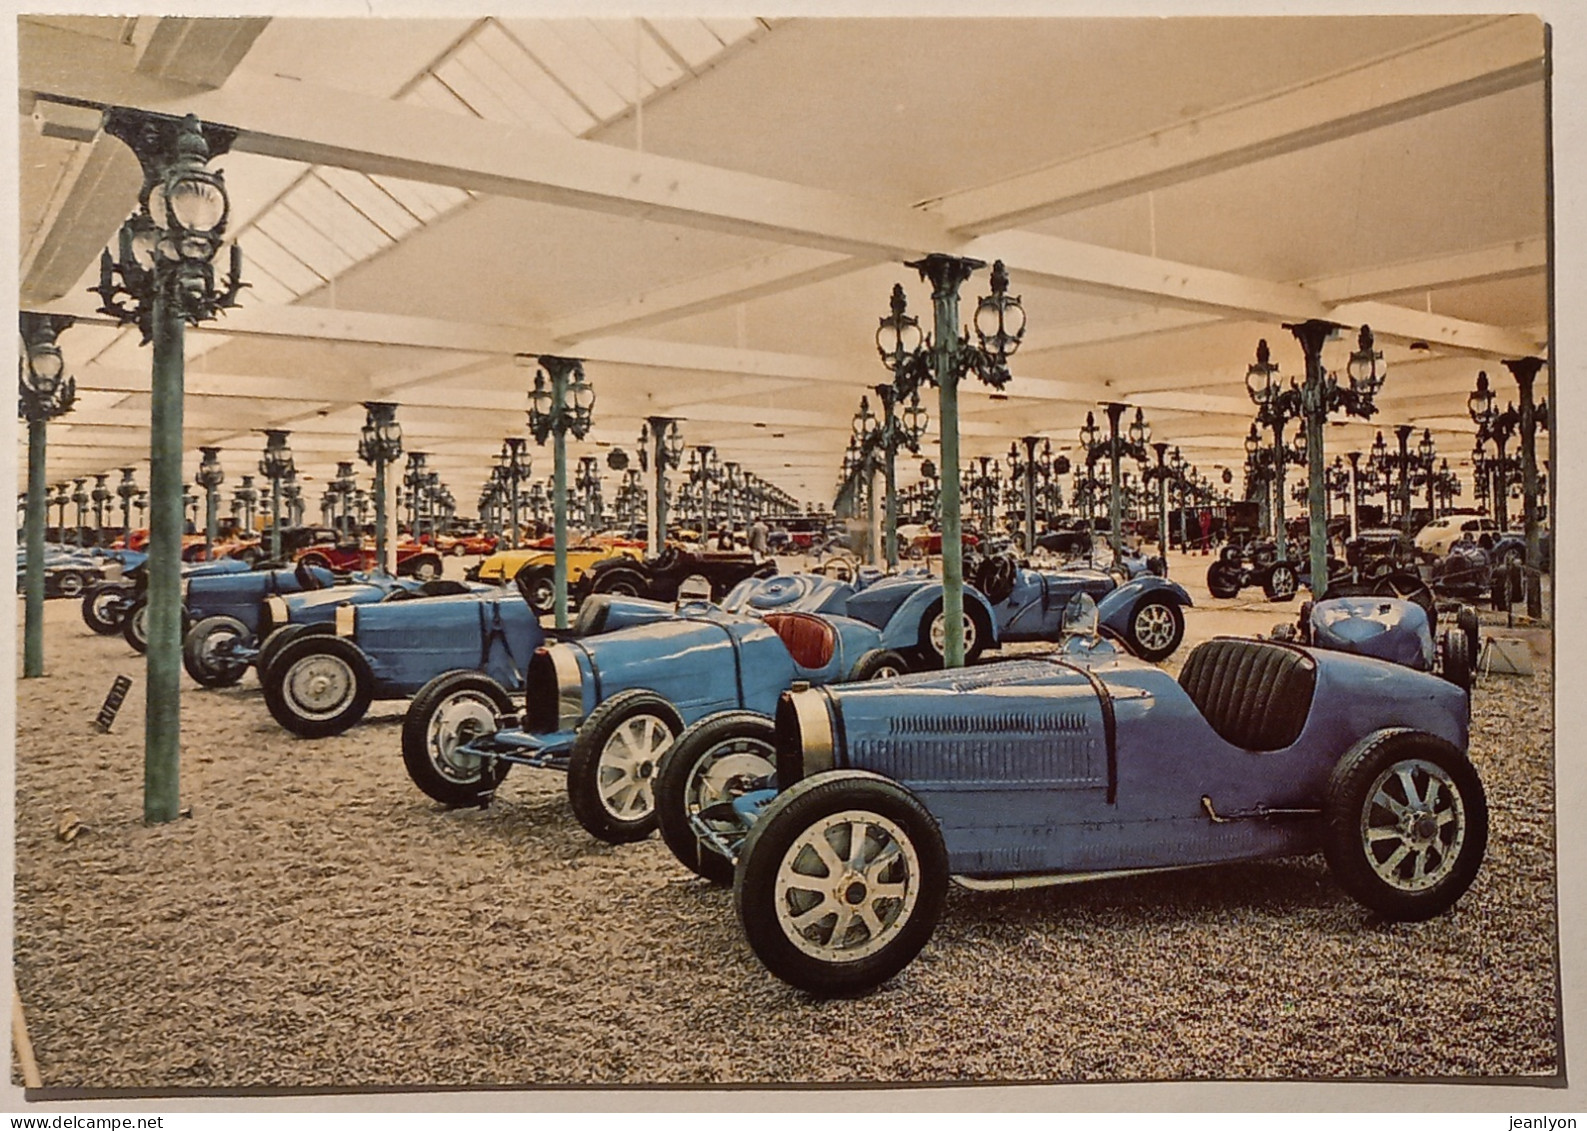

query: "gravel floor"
left=11, top=552, right=1561, bottom=1090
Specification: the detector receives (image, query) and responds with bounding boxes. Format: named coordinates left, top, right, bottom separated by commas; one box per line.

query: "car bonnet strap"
left=1047, top=657, right=1117, bottom=805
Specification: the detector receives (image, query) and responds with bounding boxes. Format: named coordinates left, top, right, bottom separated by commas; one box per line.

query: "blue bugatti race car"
left=655, top=595, right=1484, bottom=995
left=400, top=589, right=916, bottom=843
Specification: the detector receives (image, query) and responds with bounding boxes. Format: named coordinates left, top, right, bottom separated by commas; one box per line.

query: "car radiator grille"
left=850, top=734, right=1102, bottom=787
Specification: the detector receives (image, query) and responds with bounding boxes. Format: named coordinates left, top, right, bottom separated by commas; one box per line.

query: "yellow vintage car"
left=471, top=539, right=644, bottom=612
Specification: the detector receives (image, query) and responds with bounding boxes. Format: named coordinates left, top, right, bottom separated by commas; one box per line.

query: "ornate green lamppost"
left=358, top=402, right=402, bottom=573
left=1089, top=404, right=1150, bottom=566
left=18, top=312, right=77, bottom=678
left=528, top=356, right=595, bottom=629
left=499, top=437, right=532, bottom=548
left=1280, top=322, right=1386, bottom=599
left=50, top=483, right=69, bottom=536
left=258, top=430, right=294, bottom=561
left=1244, top=340, right=1307, bottom=559
left=89, top=474, right=110, bottom=545
left=116, top=468, right=138, bottom=543
left=194, top=447, right=223, bottom=560
left=70, top=478, right=88, bottom=550
left=234, top=475, right=258, bottom=537
left=91, top=110, right=244, bottom=824
left=1415, top=429, right=1437, bottom=521
left=639, top=416, right=684, bottom=553
left=874, top=260, right=1024, bottom=666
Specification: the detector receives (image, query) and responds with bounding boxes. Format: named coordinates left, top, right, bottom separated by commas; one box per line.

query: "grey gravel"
left=12, top=569, right=1559, bottom=1090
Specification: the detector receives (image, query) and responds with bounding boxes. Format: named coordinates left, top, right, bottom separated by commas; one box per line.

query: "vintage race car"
left=577, top=545, right=777, bottom=604
left=400, top=591, right=912, bottom=844
left=468, top=540, right=644, bottom=611
left=665, top=600, right=1483, bottom=995
left=257, top=586, right=545, bottom=738
left=106, top=558, right=332, bottom=649
left=179, top=566, right=484, bottom=688
left=433, top=531, right=500, bottom=557
left=89, top=556, right=253, bottom=649
left=726, top=554, right=1192, bottom=665
left=295, top=537, right=444, bottom=581
left=41, top=547, right=145, bottom=600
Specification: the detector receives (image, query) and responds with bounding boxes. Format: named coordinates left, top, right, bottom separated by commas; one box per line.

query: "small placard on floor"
left=1480, top=637, right=1534, bottom=676
left=94, top=674, right=133, bottom=731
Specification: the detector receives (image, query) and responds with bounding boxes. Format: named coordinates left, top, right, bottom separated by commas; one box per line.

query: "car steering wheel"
left=652, top=545, right=681, bottom=572
left=294, top=558, right=325, bottom=592
left=812, top=553, right=859, bottom=582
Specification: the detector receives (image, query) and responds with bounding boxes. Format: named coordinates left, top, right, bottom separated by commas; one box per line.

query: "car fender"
left=1096, top=575, right=1193, bottom=635
left=877, top=582, right=999, bottom=651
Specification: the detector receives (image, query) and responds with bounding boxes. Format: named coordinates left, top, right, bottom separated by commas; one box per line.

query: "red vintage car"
left=295, top=538, right=444, bottom=581
left=433, top=531, right=499, bottom=557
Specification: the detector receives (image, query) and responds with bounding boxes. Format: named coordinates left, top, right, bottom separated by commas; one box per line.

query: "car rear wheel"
left=1205, top=561, right=1241, bottom=599
left=182, top=615, right=252, bottom=688
left=407, top=554, right=442, bottom=582
left=566, top=689, right=685, bottom=843
left=1456, top=605, right=1480, bottom=670
left=255, top=622, right=331, bottom=683
left=402, top=671, right=514, bottom=806
left=122, top=598, right=149, bottom=653
left=1124, top=593, right=1184, bottom=662
left=1263, top=562, right=1299, bottom=602
left=1322, top=729, right=1487, bottom=922
left=81, top=584, right=128, bottom=634
left=263, top=635, right=375, bottom=738
left=54, top=570, right=86, bottom=599
left=848, top=649, right=910, bottom=682
left=515, top=565, right=556, bottom=613
left=656, top=711, right=777, bottom=885
left=918, top=597, right=990, bottom=668
left=1441, top=630, right=1473, bottom=694
left=734, top=771, right=949, bottom=997
left=450, top=543, right=468, bottom=557
left=590, top=566, right=647, bottom=598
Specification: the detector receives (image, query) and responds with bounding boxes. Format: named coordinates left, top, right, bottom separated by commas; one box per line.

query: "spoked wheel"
left=122, top=598, right=149, bottom=653
left=409, top=556, right=441, bottom=582
left=1323, top=729, right=1487, bottom=921
left=1263, top=562, right=1300, bottom=601
left=262, top=635, right=374, bottom=738
left=516, top=566, right=556, bottom=614
left=401, top=671, right=513, bottom=806
left=1205, top=561, right=1242, bottom=599
left=566, top=689, right=685, bottom=843
left=918, top=598, right=990, bottom=668
left=848, top=649, right=910, bottom=681
left=81, top=585, right=129, bottom=635
left=1373, top=572, right=1437, bottom=622
left=1124, top=593, right=1185, bottom=662
left=734, top=771, right=949, bottom=997
left=656, top=711, right=777, bottom=885
left=53, top=570, right=86, bottom=599
left=182, top=615, right=252, bottom=688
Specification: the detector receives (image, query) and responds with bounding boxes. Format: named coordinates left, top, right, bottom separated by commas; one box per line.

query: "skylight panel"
left=644, top=18, right=725, bottom=69
left=368, top=174, right=467, bottom=221
left=586, top=20, right=683, bottom=90
left=402, top=73, right=476, bottom=117
left=314, top=167, right=425, bottom=240
left=701, top=18, right=762, bottom=46
left=435, top=54, right=522, bottom=124
left=280, top=178, right=393, bottom=262
left=238, top=228, right=323, bottom=294
left=471, top=22, right=597, bottom=134
left=253, top=206, right=357, bottom=278
left=233, top=263, right=297, bottom=306
left=501, top=19, right=632, bottom=120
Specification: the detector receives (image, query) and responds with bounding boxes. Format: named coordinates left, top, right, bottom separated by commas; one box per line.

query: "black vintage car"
left=576, top=545, right=777, bottom=604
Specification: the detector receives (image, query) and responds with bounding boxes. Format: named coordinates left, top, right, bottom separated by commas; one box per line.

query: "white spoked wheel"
left=926, top=608, right=979, bottom=663
left=566, top=689, right=684, bottom=843
left=283, top=654, right=355, bottom=719
left=774, top=809, right=922, bottom=963
left=735, top=772, right=949, bottom=996
left=1125, top=594, right=1184, bottom=662
left=1323, top=729, right=1487, bottom=921
left=656, top=712, right=777, bottom=885
left=401, top=671, right=513, bottom=806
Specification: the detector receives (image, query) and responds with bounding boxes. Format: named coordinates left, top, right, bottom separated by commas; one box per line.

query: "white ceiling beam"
left=131, top=16, right=272, bottom=89
left=1308, top=237, right=1548, bottom=302
left=928, top=16, right=1542, bottom=235
left=1326, top=301, right=1540, bottom=358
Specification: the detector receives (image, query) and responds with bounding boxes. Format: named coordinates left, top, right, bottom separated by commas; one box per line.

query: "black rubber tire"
left=590, top=566, right=649, bottom=599
left=566, top=689, right=686, bottom=843
left=238, top=546, right=262, bottom=566
left=734, top=770, right=949, bottom=997
left=122, top=598, right=149, bottom=654
left=1441, top=630, right=1473, bottom=694
left=182, top=615, right=252, bottom=688
left=848, top=649, right=910, bottom=682
left=1496, top=544, right=1524, bottom=570
left=916, top=596, right=991, bottom=669
left=255, top=622, right=332, bottom=683
left=1263, top=562, right=1300, bottom=602
left=54, top=570, right=86, bottom=599
left=406, top=554, right=442, bottom=582
left=1206, top=561, right=1242, bottom=599
left=1322, top=728, right=1487, bottom=921
left=263, top=635, right=375, bottom=739
left=297, top=553, right=333, bottom=574
left=450, top=542, right=468, bottom=557
left=401, top=670, right=514, bottom=806
left=1218, top=544, right=1243, bottom=566
left=1123, top=593, right=1185, bottom=662
left=81, top=584, right=128, bottom=634
left=515, top=565, right=557, bottom=613
left=1457, top=605, right=1481, bottom=671
left=656, top=711, right=777, bottom=886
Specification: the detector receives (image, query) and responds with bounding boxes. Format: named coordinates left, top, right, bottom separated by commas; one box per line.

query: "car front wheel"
left=1205, top=561, right=1241, bottom=599
left=566, top=689, right=685, bottom=843
left=402, top=671, right=513, bottom=806
left=122, top=598, right=149, bottom=653
left=918, top=598, right=989, bottom=668
left=263, top=635, right=375, bottom=738
left=81, top=584, right=128, bottom=634
left=1263, top=562, right=1299, bottom=601
left=1322, top=729, right=1487, bottom=921
left=182, top=615, right=252, bottom=688
left=656, top=711, right=777, bottom=885
left=1124, top=593, right=1184, bottom=662
left=734, top=770, right=949, bottom=997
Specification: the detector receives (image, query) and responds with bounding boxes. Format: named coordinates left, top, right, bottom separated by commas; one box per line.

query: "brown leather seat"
left=1177, top=638, right=1317, bottom=752
left=764, top=612, right=837, bottom=670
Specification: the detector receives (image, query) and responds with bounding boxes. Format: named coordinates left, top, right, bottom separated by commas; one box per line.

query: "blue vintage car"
left=180, top=566, right=485, bottom=689
left=727, top=555, right=1192, bottom=664
left=256, top=586, right=545, bottom=738
left=656, top=599, right=1483, bottom=995
left=93, top=555, right=254, bottom=648
left=401, top=592, right=912, bottom=843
